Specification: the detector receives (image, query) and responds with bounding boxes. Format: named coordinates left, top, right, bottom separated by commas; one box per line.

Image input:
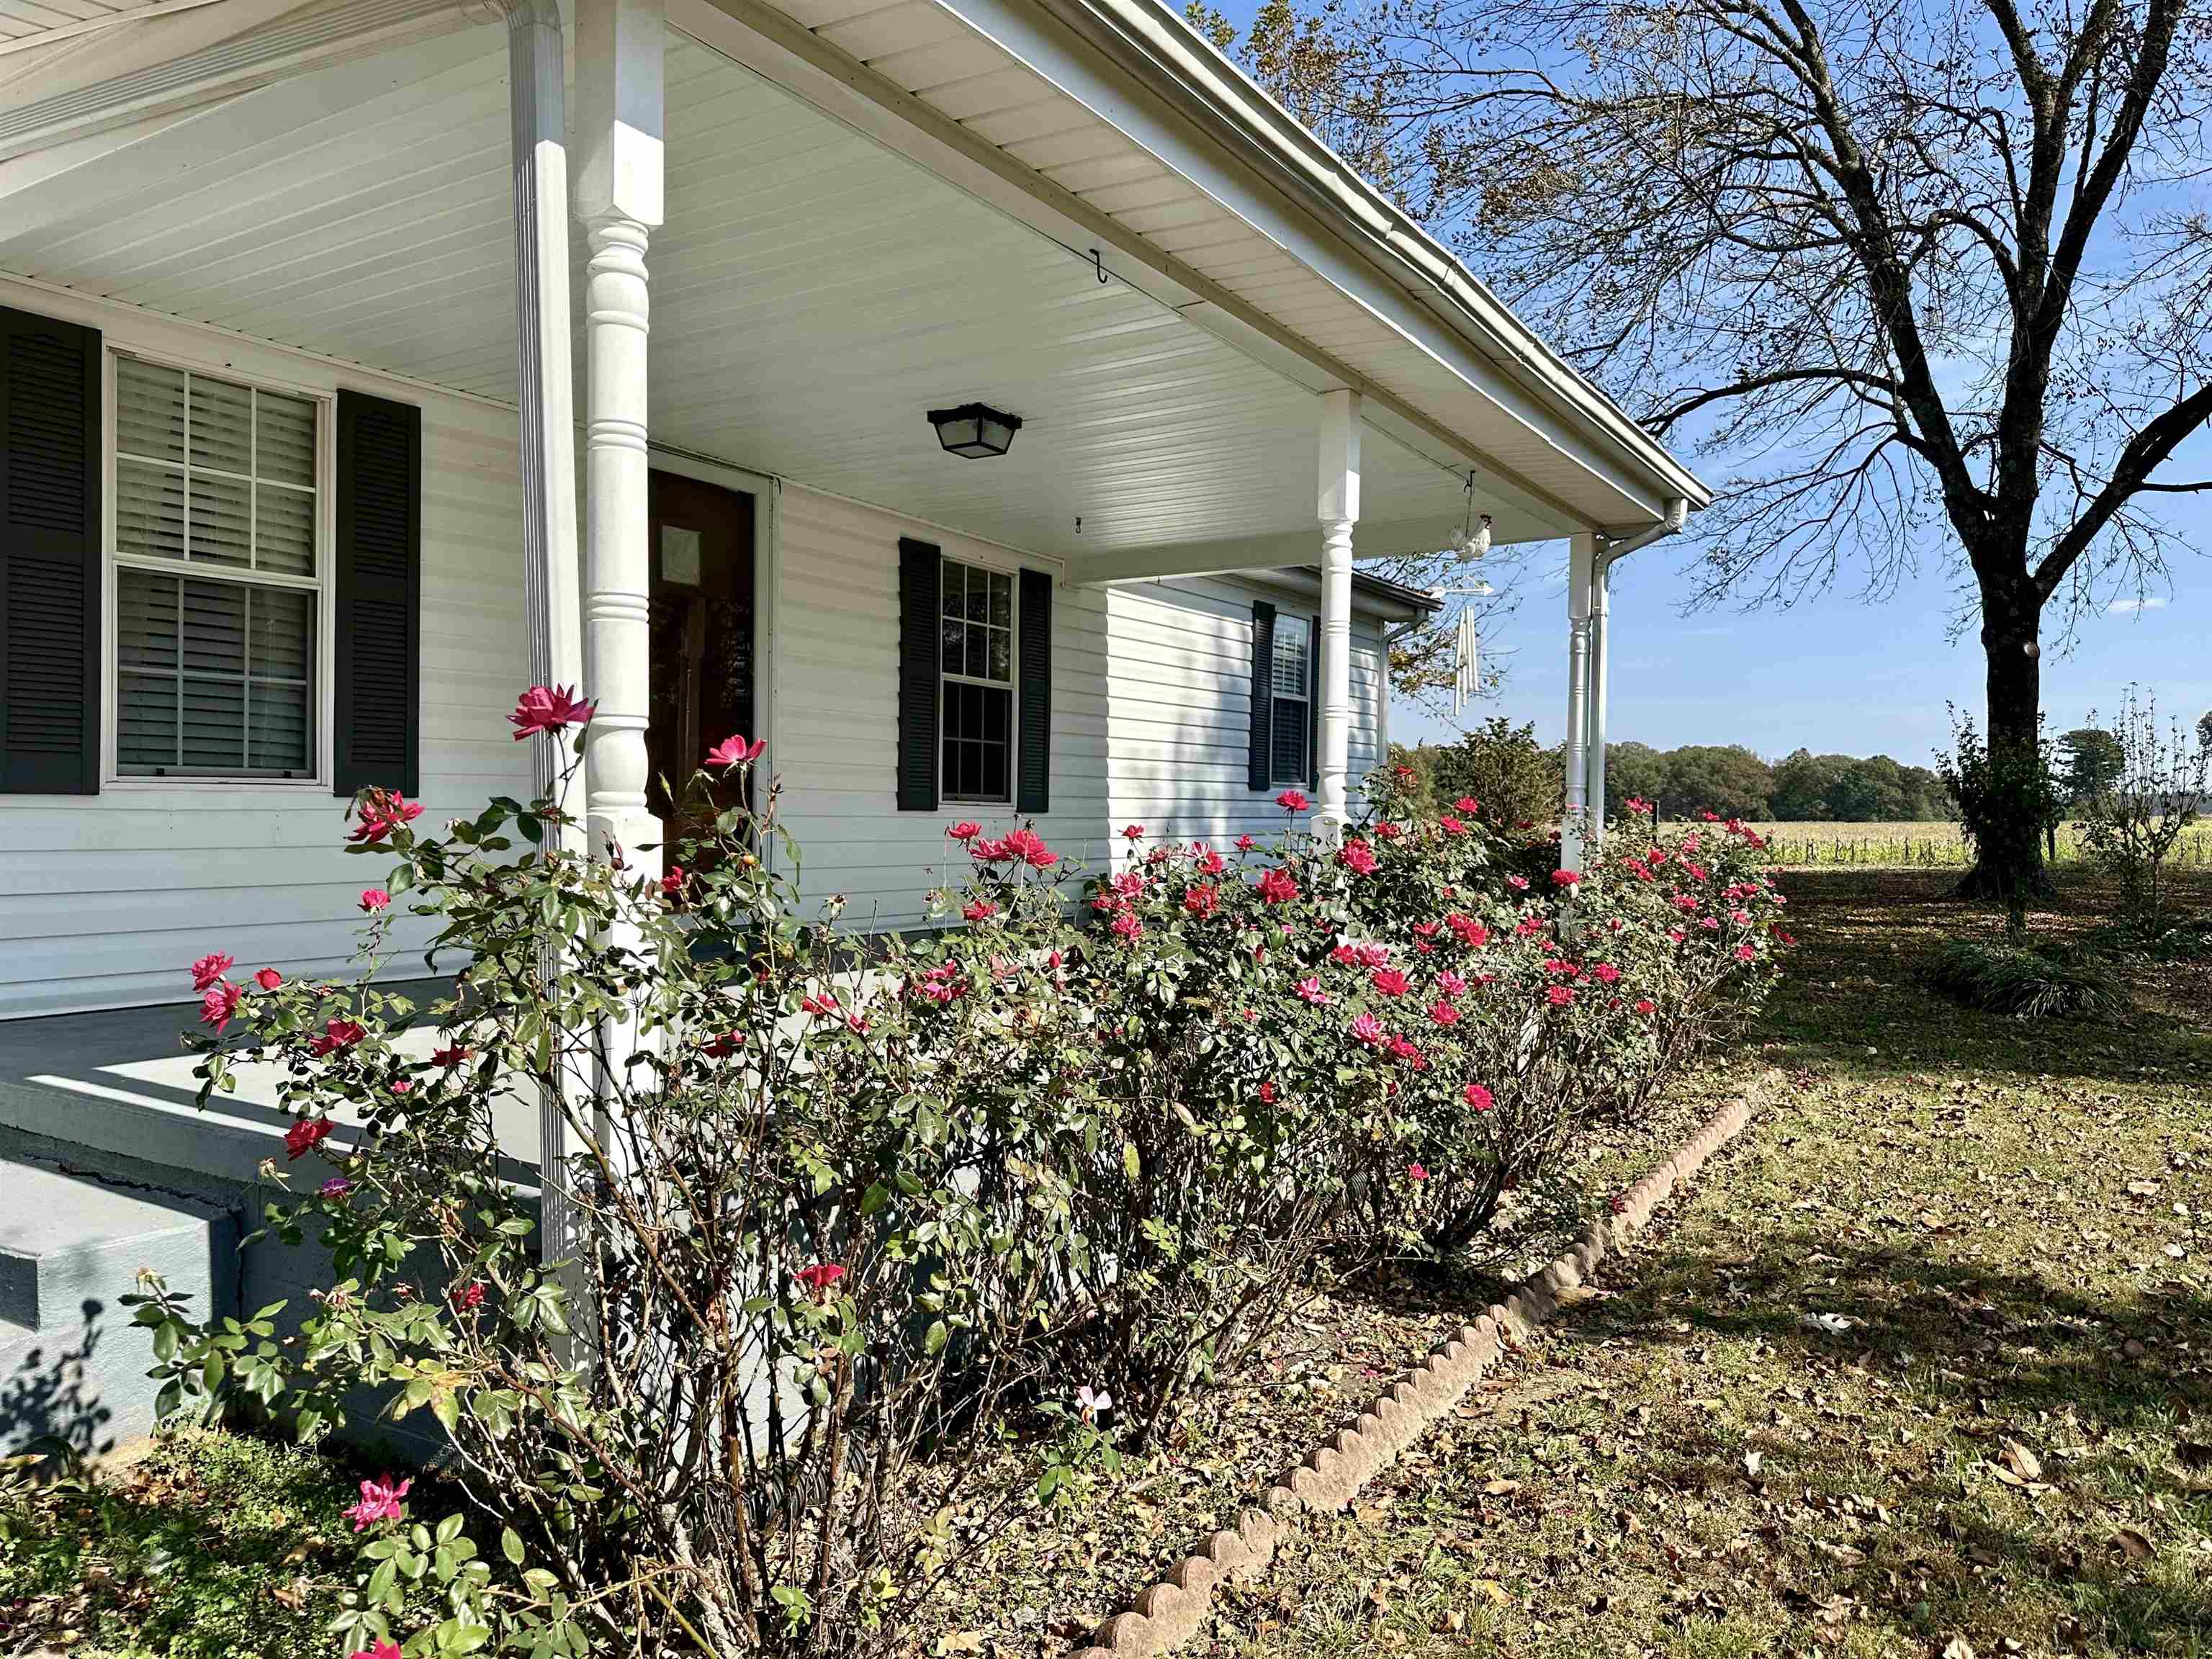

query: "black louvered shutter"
left=1308, top=611, right=1321, bottom=789
left=1015, top=567, right=1051, bottom=814
left=333, top=390, right=421, bottom=797
left=896, top=536, right=940, bottom=812
left=1246, top=600, right=1274, bottom=792
left=0, top=306, right=101, bottom=795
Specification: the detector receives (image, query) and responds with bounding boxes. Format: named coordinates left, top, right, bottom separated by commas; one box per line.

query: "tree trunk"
left=1954, top=598, right=2056, bottom=914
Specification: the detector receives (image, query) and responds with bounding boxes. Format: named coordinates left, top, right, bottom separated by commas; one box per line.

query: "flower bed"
left=131, top=693, right=1785, bottom=1658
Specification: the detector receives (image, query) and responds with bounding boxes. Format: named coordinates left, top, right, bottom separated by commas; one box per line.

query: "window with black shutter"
left=0, top=305, right=101, bottom=794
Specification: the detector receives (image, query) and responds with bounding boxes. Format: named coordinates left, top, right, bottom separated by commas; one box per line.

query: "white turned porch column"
left=575, top=0, right=663, bottom=881
left=1560, top=532, right=1598, bottom=874
left=1315, top=388, right=1360, bottom=840
left=1587, top=547, right=1612, bottom=845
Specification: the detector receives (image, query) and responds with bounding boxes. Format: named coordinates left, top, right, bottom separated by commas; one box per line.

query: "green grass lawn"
left=1212, top=869, right=2212, bottom=1658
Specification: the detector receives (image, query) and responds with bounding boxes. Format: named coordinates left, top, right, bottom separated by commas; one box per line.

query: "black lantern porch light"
left=927, top=402, right=1023, bottom=459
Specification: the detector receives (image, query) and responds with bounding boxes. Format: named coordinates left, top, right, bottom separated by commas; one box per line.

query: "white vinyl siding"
left=1103, top=579, right=1385, bottom=846
left=0, top=280, right=531, bottom=1021
left=770, top=486, right=1110, bottom=930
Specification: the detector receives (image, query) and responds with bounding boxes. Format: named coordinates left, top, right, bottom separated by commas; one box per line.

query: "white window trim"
left=1269, top=613, right=1313, bottom=788
left=99, top=344, right=336, bottom=792
left=937, top=553, right=1020, bottom=806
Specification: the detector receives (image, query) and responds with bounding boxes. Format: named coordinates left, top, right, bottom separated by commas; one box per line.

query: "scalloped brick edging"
left=1066, top=1071, right=1778, bottom=1659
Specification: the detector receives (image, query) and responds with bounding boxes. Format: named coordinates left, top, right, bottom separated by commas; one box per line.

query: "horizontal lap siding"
left=770, top=490, right=1393, bottom=927
left=0, top=294, right=529, bottom=1018
left=772, top=486, right=1117, bottom=926
left=1104, top=577, right=1384, bottom=846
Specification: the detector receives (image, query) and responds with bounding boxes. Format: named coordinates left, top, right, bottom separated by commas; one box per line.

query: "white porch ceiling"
left=0, top=20, right=1489, bottom=570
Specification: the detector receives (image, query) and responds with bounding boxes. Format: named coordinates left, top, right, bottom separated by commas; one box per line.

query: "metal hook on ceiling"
left=1089, top=248, right=1109, bottom=285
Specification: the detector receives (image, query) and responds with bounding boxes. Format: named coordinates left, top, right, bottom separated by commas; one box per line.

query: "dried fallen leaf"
left=2000, top=1439, right=2042, bottom=1481
left=1743, top=1450, right=1763, bottom=1478
left=2113, top=1527, right=2155, bottom=1561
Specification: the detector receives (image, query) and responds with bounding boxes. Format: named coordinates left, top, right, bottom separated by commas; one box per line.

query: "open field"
left=1749, top=819, right=2212, bottom=869
left=1218, top=868, right=2212, bottom=1658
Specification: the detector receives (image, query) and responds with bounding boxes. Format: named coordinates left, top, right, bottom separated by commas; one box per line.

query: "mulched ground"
left=896, top=1089, right=1722, bottom=1659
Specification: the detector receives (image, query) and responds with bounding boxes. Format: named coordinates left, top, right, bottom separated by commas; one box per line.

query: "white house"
left=0, top=0, right=1709, bottom=1034
left=0, top=0, right=1711, bottom=1456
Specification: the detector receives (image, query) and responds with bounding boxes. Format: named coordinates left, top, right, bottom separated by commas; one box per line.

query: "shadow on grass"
left=1761, top=868, right=2212, bottom=1090
left=1571, top=1220, right=2212, bottom=1650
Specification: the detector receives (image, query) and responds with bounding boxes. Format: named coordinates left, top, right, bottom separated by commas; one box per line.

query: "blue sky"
left=1201, top=0, right=2210, bottom=763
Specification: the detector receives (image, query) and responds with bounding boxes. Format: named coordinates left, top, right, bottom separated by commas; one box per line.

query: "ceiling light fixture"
left=927, top=402, right=1023, bottom=459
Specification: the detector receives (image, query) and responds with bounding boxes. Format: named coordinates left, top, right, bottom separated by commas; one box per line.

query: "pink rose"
left=1463, top=1083, right=1493, bottom=1112
left=189, top=953, right=234, bottom=992
left=199, top=979, right=244, bottom=1033
left=1255, top=867, right=1299, bottom=905
left=947, top=821, right=983, bottom=841
left=508, top=683, right=594, bottom=740
left=1274, top=789, right=1310, bottom=811
left=359, top=888, right=390, bottom=913
left=704, top=733, right=767, bottom=768
left=341, top=1474, right=412, bottom=1532
left=1349, top=1013, right=1385, bottom=1046
left=284, top=1116, right=333, bottom=1159
left=253, top=967, right=283, bottom=992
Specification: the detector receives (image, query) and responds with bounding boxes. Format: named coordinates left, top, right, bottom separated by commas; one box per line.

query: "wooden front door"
left=647, top=469, right=756, bottom=848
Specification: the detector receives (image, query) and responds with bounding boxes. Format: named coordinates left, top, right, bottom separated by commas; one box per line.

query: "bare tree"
left=1202, top=0, right=2212, bottom=901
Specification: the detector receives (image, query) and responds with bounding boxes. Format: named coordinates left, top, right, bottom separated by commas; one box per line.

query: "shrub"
left=127, top=693, right=1784, bottom=1658
left=136, top=711, right=1097, bottom=1657
left=1923, top=937, right=2127, bottom=1019
left=2075, top=687, right=2209, bottom=934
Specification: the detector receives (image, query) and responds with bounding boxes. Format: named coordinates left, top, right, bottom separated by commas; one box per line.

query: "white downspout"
left=500, top=0, right=588, bottom=1287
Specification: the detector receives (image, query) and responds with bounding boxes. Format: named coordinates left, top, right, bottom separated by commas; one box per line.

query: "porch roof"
left=0, top=0, right=1705, bottom=580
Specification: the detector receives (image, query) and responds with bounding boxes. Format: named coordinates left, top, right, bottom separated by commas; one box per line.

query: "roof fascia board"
left=1045, top=0, right=1711, bottom=513
left=675, top=0, right=1604, bottom=535
left=917, top=0, right=1689, bottom=524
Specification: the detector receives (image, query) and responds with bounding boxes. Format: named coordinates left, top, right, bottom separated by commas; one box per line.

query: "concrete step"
left=0, top=1159, right=235, bottom=1456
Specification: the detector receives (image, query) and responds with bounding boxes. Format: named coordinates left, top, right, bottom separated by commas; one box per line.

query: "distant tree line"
left=1394, top=724, right=1954, bottom=824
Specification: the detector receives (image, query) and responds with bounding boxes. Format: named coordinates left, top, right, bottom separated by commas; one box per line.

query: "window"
left=1269, top=613, right=1312, bottom=784
left=940, top=557, right=1014, bottom=802
left=109, top=356, right=321, bottom=778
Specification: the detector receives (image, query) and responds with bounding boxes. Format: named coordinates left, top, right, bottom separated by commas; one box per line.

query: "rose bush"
left=129, top=693, right=1782, bottom=1658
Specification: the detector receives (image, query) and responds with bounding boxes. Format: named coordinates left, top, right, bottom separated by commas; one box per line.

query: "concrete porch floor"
left=0, top=981, right=541, bottom=1189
